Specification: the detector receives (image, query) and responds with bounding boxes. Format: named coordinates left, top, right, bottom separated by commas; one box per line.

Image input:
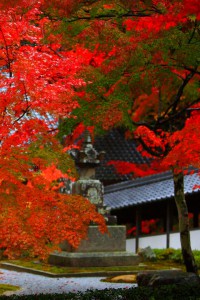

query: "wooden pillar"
left=135, top=207, right=141, bottom=253
left=193, top=211, right=199, bottom=228
left=166, top=200, right=171, bottom=248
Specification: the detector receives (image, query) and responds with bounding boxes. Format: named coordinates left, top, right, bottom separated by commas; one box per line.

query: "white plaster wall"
left=126, top=229, right=200, bottom=253
left=138, top=235, right=167, bottom=249
left=170, top=230, right=200, bottom=250
left=126, top=235, right=166, bottom=252
left=190, top=230, right=200, bottom=250
left=126, top=238, right=136, bottom=252
left=169, top=232, right=181, bottom=249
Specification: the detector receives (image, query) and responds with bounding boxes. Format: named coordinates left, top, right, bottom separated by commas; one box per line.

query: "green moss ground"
left=0, top=284, right=20, bottom=295
left=1, top=259, right=184, bottom=274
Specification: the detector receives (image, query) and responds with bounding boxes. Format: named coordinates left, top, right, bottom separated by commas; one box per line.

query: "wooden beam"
left=135, top=207, right=141, bottom=252
left=166, top=200, right=171, bottom=248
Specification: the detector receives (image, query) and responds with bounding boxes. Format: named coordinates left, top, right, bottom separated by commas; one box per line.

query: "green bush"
left=169, top=249, right=183, bottom=264
left=192, top=250, right=200, bottom=269
left=0, top=285, right=200, bottom=300
left=153, top=248, right=176, bottom=261
left=153, top=248, right=200, bottom=268
left=153, top=248, right=182, bottom=262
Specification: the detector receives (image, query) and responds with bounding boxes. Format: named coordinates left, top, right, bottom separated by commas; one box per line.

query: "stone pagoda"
left=49, top=131, right=140, bottom=267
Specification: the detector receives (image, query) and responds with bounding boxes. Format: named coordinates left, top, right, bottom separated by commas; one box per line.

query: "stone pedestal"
left=48, top=226, right=141, bottom=267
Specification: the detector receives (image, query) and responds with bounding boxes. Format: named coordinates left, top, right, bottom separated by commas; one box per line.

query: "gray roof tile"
left=94, top=128, right=149, bottom=184
left=104, top=171, right=200, bottom=209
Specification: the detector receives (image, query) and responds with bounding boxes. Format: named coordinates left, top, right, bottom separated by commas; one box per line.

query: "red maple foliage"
left=0, top=0, right=199, bottom=272
left=0, top=1, right=107, bottom=259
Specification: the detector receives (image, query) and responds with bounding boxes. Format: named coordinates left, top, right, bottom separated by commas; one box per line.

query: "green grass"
left=0, top=284, right=20, bottom=295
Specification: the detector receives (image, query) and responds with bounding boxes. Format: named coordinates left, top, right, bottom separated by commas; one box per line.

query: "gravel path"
left=0, top=268, right=136, bottom=296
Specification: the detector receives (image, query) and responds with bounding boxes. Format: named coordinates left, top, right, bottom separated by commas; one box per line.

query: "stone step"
left=48, top=251, right=141, bottom=267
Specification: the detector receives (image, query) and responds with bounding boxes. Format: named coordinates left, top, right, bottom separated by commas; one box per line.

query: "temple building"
left=93, top=128, right=200, bottom=252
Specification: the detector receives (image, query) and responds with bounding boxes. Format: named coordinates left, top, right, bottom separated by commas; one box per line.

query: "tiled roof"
left=104, top=171, right=200, bottom=210
left=94, top=128, right=149, bottom=184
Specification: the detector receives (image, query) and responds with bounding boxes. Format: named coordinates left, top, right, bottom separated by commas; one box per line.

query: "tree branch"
left=188, top=20, right=198, bottom=44
left=137, top=136, right=167, bottom=158
left=64, top=11, right=152, bottom=23
left=12, top=104, right=32, bottom=124
left=155, top=97, right=200, bottom=128
left=13, top=81, right=31, bottom=124
left=162, top=70, right=196, bottom=118
left=0, top=25, right=13, bottom=77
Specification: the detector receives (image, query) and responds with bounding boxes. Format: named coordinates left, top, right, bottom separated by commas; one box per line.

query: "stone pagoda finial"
left=75, top=130, right=105, bottom=179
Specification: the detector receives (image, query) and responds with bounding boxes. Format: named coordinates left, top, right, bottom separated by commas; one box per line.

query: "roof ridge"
left=104, top=167, right=199, bottom=194
left=104, top=170, right=173, bottom=194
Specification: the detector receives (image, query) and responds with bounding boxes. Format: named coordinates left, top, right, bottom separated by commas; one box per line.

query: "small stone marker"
left=138, top=246, right=156, bottom=261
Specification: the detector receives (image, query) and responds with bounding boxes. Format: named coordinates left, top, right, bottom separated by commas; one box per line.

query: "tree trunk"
left=173, top=169, right=198, bottom=274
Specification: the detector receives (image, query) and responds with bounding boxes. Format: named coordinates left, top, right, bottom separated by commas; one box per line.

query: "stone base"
left=59, top=226, right=126, bottom=253
left=49, top=225, right=141, bottom=267
left=48, top=251, right=141, bottom=267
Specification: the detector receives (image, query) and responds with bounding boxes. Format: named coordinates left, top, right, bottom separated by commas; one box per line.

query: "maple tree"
left=0, top=1, right=107, bottom=260
left=52, top=0, right=200, bottom=274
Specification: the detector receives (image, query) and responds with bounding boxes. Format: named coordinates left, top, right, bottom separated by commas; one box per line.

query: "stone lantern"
left=71, top=130, right=116, bottom=224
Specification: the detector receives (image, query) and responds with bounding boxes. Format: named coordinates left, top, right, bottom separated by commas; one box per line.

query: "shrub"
left=192, top=250, right=200, bottom=269
left=170, top=249, right=183, bottom=264
left=0, top=285, right=200, bottom=300
left=153, top=248, right=200, bottom=268
left=153, top=248, right=176, bottom=261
